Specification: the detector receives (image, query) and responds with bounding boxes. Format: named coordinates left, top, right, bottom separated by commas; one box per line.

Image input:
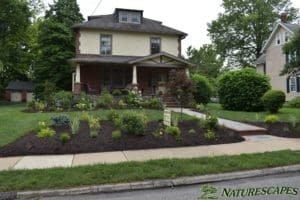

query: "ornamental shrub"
left=37, top=127, right=55, bottom=138
left=288, top=97, right=300, bottom=108
left=192, top=74, right=213, bottom=104
left=54, top=91, right=73, bottom=109
left=97, top=88, right=114, bottom=108
left=74, top=93, right=93, bottom=110
left=204, top=129, right=217, bottom=141
left=204, top=115, right=218, bottom=130
left=261, top=90, right=285, bottom=113
left=165, top=126, right=181, bottom=141
left=218, top=68, right=271, bottom=111
left=51, top=115, right=70, bottom=127
left=60, top=133, right=71, bottom=144
left=112, top=129, right=122, bottom=140
left=120, top=112, right=147, bottom=135
left=264, top=115, right=279, bottom=124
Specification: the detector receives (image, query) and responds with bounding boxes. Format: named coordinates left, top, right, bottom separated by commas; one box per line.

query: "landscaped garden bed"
left=0, top=112, right=243, bottom=157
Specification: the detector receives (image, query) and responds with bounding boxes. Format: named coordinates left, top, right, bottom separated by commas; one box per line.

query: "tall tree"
left=187, top=44, right=224, bottom=78
left=281, top=29, right=300, bottom=75
left=0, top=0, right=32, bottom=96
left=208, top=0, right=298, bottom=68
left=34, top=0, right=83, bottom=92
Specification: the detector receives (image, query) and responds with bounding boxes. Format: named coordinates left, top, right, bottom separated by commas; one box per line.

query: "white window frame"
left=100, top=34, right=112, bottom=55
left=284, top=31, right=289, bottom=43
left=118, top=11, right=141, bottom=24
left=289, top=76, right=297, bottom=92
left=275, top=33, right=281, bottom=45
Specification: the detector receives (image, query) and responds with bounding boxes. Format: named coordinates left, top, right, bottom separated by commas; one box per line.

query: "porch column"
left=185, top=68, right=190, bottom=78
left=74, top=64, right=81, bottom=94
left=132, top=65, right=138, bottom=92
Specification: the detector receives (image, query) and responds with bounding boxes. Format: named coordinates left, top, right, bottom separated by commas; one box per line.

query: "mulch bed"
left=0, top=120, right=244, bottom=157
left=249, top=122, right=300, bottom=138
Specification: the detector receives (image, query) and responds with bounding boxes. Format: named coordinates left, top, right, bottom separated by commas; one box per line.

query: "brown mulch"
left=249, top=122, right=300, bottom=138
left=0, top=120, right=244, bottom=157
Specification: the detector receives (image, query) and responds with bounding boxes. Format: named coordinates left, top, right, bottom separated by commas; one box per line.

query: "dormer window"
left=118, top=11, right=141, bottom=24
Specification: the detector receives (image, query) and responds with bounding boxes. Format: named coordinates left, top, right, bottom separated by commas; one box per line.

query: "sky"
left=44, top=0, right=300, bottom=55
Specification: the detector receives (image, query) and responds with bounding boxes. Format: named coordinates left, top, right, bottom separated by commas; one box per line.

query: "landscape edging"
left=4, top=164, right=299, bottom=199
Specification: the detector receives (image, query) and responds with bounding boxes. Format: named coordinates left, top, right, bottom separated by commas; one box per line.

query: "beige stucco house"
left=256, top=18, right=300, bottom=100
left=71, top=8, right=194, bottom=95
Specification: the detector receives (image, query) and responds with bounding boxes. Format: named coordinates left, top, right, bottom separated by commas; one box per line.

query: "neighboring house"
left=256, top=14, right=300, bottom=100
left=71, top=8, right=194, bottom=95
left=5, top=81, right=33, bottom=102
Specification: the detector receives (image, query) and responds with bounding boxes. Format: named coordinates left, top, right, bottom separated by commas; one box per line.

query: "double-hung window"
left=150, top=37, right=161, bottom=54
left=100, top=34, right=112, bottom=55
left=289, top=76, right=297, bottom=92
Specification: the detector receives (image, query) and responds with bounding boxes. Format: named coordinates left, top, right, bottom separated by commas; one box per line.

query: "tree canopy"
left=281, top=29, right=300, bottom=75
left=187, top=44, right=224, bottom=78
left=34, top=0, right=83, bottom=92
left=208, top=0, right=298, bottom=68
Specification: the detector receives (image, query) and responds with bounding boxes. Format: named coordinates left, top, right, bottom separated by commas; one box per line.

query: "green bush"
left=118, top=100, right=127, bottom=109
left=106, top=109, right=120, bottom=125
left=196, top=104, right=207, bottom=113
left=60, top=133, right=71, bottom=144
left=218, top=68, right=271, bottom=111
left=112, top=129, right=122, bottom=140
left=37, top=127, right=55, bottom=138
left=123, top=91, right=141, bottom=107
left=97, top=88, right=114, bottom=108
left=192, top=74, right=213, bottom=104
left=120, top=112, right=147, bottom=135
left=80, top=112, right=90, bottom=122
left=71, top=116, right=80, bottom=135
left=141, top=98, right=163, bottom=109
left=204, top=115, right=218, bottom=130
left=74, top=93, right=93, bottom=111
left=165, top=126, right=181, bottom=141
left=264, top=115, right=279, bottom=124
left=112, top=89, right=122, bottom=96
left=188, top=128, right=196, bottom=134
left=261, top=90, right=285, bottom=113
left=288, top=97, right=300, bottom=108
left=204, top=129, right=217, bottom=141
left=54, top=91, right=73, bottom=109
left=51, top=115, right=70, bottom=127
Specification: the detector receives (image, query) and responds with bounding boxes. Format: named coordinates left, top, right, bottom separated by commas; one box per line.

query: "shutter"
left=287, top=77, right=290, bottom=93
left=297, top=77, right=300, bottom=92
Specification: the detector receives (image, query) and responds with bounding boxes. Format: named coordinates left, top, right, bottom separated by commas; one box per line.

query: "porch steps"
left=162, top=95, right=180, bottom=108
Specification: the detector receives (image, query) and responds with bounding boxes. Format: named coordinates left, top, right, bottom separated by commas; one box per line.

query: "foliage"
left=74, top=93, right=93, bottom=111
left=188, top=128, right=196, bottom=135
left=54, top=91, right=73, bottom=109
left=208, top=0, right=298, bottom=67
left=106, top=109, right=121, bottom=126
left=38, top=121, right=48, bottom=130
left=112, top=129, right=122, bottom=140
left=90, top=131, right=98, bottom=138
left=89, top=116, right=100, bottom=130
left=196, top=104, right=207, bottom=113
left=33, top=0, right=83, bottom=91
left=264, top=115, right=279, bottom=124
left=165, top=126, right=181, bottom=141
left=51, top=115, right=70, bottom=127
left=37, top=127, right=55, bottom=138
left=282, top=29, right=300, bottom=74
left=60, top=133, right=70, bottom=144
left=261, top=90, right=285, bottom=113
left=204, top=115, right=218, bottom=130
left=187, top=44, right=223, bottom=77
left=120, top=112, right=147, bottom=135
left=204, top=129, right=217, bottom=141
left=122, top=91, right=141, bottom=108
left=218, top=68, right=271, bottom=111
left=71, top=116, right=79, bottom=135
left=0, top=0, right=33, bottom=98
left=288, top=97, right=300, bottom=108
left=192, top=74, right=213, bottom=104
left=167, top=69, right=193, bottom=106
left=35, top=81, right=56, bottom=106
left=80, top=112, right=90, bottom=122
left=117, top=100, right=127, bottom=109
left=112, top=89, right=122, bottom=96
left=140, top=98, right=163, bottom=110
left=27, top=100, right=46, bottom=111
left=97, top=88, right=114, bottom=108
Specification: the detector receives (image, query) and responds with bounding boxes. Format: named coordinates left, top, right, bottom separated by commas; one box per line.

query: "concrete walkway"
left=170, top=108, right=267, bottom=134
left=1, top=135, right=300, bottom=171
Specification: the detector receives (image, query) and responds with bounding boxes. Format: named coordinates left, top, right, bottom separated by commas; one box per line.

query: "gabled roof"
left=6, top=81, right=33, bottom=91
left=72, top=11, right=187, bottom=37
left=260, top=22, right=300, bottom=53
left=255, top=54, right=266, bottom=65
left=71, top=54, right=140, bottom=64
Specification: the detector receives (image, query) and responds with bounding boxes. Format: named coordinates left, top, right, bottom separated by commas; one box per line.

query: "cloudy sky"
left=44, top=0, right=300, bottom=54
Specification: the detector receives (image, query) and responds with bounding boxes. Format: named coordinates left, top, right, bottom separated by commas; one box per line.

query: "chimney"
left=280, top=12, right=288, bottom=23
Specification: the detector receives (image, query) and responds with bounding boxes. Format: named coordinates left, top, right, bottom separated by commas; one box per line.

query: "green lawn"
left=0, top=150, right=299, bottom=192
left=205, top=103, right=300, bottom=122
left=0, top=104, right=190, bottom=147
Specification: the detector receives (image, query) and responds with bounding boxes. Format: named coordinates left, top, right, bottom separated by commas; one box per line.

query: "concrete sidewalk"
left=170, top=108, right=267, bottom=134
left=1, top=135, right=300, bottom=171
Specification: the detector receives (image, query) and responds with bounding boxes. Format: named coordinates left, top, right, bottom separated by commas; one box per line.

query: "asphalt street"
left=43, top=172, right=300, bottom=200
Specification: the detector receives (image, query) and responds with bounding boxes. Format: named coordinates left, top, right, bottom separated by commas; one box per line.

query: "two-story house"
left=256, top=14, right=300, bottom=100
left=71, top=8, right=194, bottom=95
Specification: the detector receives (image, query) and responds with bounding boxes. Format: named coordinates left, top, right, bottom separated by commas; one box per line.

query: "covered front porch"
left=72, top=52, right=194, bottom=96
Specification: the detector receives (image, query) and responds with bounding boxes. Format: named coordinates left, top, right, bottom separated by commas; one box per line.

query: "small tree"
left=167, top=69, right=193, bottom=107
left=191, top=74, right=213, bottom=104
left=261, top=90, right=285, bottom=113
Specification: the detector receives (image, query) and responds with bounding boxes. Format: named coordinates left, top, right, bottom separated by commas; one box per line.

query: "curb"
left=2, top=164, right=299, bottom=199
